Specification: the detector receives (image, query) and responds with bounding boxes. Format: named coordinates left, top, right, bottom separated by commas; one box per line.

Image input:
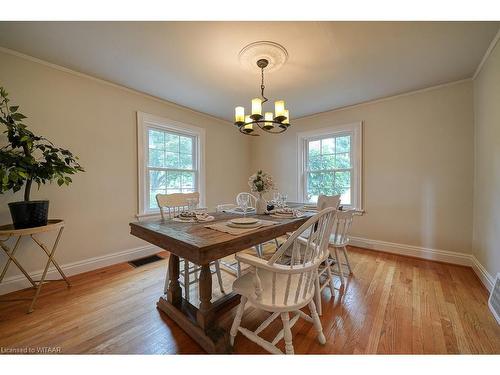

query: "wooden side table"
left=0, top=219, right=71, bottom=313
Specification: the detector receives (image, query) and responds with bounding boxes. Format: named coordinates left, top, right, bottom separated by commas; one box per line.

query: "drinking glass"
left=187, top=198, right=197, bottom=213
left=280, top=193, right=288, bottom=208
left=239, top=194, right=250, bottom=217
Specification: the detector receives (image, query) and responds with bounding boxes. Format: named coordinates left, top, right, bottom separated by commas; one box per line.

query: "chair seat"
left=297, top=227, right=349, bottom=247
left=233, top=268, right=314, bottom=311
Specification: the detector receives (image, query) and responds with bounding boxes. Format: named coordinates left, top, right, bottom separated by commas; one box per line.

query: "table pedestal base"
left=157, top=292, right=240, bottom=353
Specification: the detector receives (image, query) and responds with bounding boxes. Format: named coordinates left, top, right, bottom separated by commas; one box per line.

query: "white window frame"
left=297, top=122, right=363, bottom=210
left=137, top=111, right=206, bottom=218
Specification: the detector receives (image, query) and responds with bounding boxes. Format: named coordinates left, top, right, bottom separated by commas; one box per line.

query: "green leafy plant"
left=0, top=87, right=84, bottom=201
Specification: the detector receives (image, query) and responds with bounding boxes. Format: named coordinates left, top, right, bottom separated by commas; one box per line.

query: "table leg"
left=0, top=237, right=36, bottom=287
left=28, top=227, right=64, bottom=313
left=166, top=254, right=182, bottom=305
left=196, top=263, right=213, bottom=331
left=31, top=230, right=71, bottom=287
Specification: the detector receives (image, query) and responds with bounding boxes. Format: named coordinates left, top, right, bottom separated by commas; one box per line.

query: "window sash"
left=137, top=112, right=206, bottom=217
left=304, top=133, right=353, bottom=204
left=297, top=123, right=362, bottom=209
left=146, top=128, right=199, bottom=210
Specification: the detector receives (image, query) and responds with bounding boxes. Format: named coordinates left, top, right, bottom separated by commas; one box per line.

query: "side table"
left=0, top=219, right=71, bottom=313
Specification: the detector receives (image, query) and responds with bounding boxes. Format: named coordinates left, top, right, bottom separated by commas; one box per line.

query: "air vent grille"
left=488, top=273, right=500, bottom=324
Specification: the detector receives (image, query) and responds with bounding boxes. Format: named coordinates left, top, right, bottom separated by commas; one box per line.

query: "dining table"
left=129, top=204, right=314, bottom=353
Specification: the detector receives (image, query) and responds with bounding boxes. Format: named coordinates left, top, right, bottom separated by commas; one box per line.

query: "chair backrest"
left=236, top=192, right=257, bottom=208
left=317, top=194, right=341, bottom=210
left=330, top=209, right=355, bottom=246
left=156, top=192, right=200, bottom=220
left=264, top=207, right=337, bottom=306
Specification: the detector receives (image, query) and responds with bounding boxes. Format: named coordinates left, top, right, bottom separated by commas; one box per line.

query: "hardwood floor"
left=0, top=246, right=498, bottom=354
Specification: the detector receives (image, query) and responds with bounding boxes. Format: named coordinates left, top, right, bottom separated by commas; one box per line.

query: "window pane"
left=322, top=154, right=335, bottom=169
left=166, top=171, right=181, bottom=189
left=308, top=154, right=322, bottom=171
left=165, top=133, right=180, bottom=153
left=180, top=171, right=195, bottom=188
left=180, top=136, right=193, bottom=154
left=149, top=189, right=164, bottom=209
left=179, top=153, right=193, bottom=169
left=321, top=138, right=335, bottom=154
left=335, top=171, right=351, bottom=188
left=166, top=188, right=181, bottom=194
left=338, top=186, right=351, bottom=205
left=148, top=149, right=164, bottom=167
left=165, top=152, right=179, bottom=168
left=336, top=136, right=350, bottom=153
left=308, top=140, right=320, bottom=155
left=307, top=172, right=323, bottom=202
left=335, top=152, right=351, bottom=168
left=149, top=129, right=164, bottom=149
left=150, top=170, right=166, bottom=191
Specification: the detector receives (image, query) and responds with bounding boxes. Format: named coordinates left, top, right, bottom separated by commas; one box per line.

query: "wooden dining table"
left=129, top=207, right=313, bottom=353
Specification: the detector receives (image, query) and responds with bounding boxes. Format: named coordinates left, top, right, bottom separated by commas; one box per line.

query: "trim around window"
left=136, top=111, right=206, bottom=217
left=297, top=122, right=363, bottom=210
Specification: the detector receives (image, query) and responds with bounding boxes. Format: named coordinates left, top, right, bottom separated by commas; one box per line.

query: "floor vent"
left=129, top=254, right=164, bottom=268
left=489, top=273, right=500, bottom=324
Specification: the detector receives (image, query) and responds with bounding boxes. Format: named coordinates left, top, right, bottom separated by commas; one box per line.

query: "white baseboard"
left=349, top=236, right=494, bottom=292
left=0, top=244, right=160, bottom=295
left=470, top=255, right=495, bottom=292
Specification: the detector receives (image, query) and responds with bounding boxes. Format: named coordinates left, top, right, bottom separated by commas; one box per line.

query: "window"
left=298, top=122, right=362, bottom=208
left=137, top=112, right=205, bottom=216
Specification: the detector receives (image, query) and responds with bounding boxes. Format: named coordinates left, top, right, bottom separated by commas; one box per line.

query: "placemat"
left=205, top=219, right=278, bottom=236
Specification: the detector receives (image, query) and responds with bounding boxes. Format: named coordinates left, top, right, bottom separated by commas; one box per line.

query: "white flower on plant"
left=248, top=170, right=276, bottom=194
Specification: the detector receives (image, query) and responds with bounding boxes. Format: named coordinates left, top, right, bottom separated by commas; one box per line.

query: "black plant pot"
left=8, top=200, right=49, bottom=229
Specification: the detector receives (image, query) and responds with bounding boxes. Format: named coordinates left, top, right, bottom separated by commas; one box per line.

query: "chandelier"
left=234, top=58, right=290, bottom=136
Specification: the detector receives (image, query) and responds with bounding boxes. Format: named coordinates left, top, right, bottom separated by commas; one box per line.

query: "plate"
left=227, top=220, right=262, bottom=229
left=230, top=217, right=259, bottom=225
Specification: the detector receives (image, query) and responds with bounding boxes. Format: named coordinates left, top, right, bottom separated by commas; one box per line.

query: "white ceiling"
left=0, top=22, right=498, bottom=121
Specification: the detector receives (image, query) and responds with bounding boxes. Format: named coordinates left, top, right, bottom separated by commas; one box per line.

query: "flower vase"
left=256, top=193, right=267, bottom=215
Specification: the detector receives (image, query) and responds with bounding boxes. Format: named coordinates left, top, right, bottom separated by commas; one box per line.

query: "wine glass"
left=239, top=194, right=250, bottom=217
left=280, top=193, right=288, bottom=208
left=186, top=197, right=197, bottom=213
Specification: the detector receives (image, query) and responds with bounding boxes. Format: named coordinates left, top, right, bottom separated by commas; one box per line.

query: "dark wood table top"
left=130, top=210, right=314, bottom=264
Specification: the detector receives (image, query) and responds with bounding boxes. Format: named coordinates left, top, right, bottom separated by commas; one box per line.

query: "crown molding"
left=473, top=27, right=500, bottom=80
left=0, top=46, right=233, bottom=126
left=295, top=78, right=472, bottom=121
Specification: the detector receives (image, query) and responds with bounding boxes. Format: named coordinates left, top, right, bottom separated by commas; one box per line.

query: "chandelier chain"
left=260, top=67, right=268, bottom=104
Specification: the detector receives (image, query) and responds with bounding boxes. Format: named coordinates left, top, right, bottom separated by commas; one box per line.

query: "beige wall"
left=473, top=40, right=500, bottom=278
left=251, top=81, right=474, bottom=253
left=0, top=51, right=251, bottom=280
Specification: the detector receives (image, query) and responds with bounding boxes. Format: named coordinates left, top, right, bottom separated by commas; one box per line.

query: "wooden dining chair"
left=328, top=209, right=355, bottom=285
left=229, top=207, right=337, bottom=354
left=285, top=194, right=340, bottom=316
left=156, top=192, right=225, bottom=301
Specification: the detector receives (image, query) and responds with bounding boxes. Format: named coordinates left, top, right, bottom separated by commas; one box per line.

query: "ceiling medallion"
left=234, top=42, right=290, bottom=136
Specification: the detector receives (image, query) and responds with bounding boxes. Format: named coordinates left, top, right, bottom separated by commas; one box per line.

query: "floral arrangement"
left=248, top=170, right=275, bottom=194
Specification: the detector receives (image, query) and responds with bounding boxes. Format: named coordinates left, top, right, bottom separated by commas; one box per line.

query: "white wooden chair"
left=229, top=207, right=337, bottom=354
left=284, top=195, right=340, bottom=316
left=236, top=192, right=257, bottom=211
left=157, top=192, right=225, bottom=301
left=328, top=210, right=355, bottom=285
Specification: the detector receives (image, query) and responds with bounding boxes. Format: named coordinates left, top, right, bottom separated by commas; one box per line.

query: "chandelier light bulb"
left=283, top=109, right=290, bottom=125
left=235, top=106, right=245, bottom=123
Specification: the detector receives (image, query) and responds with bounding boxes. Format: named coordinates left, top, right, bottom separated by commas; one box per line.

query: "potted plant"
left=0, top=87, right=84, bottom=229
